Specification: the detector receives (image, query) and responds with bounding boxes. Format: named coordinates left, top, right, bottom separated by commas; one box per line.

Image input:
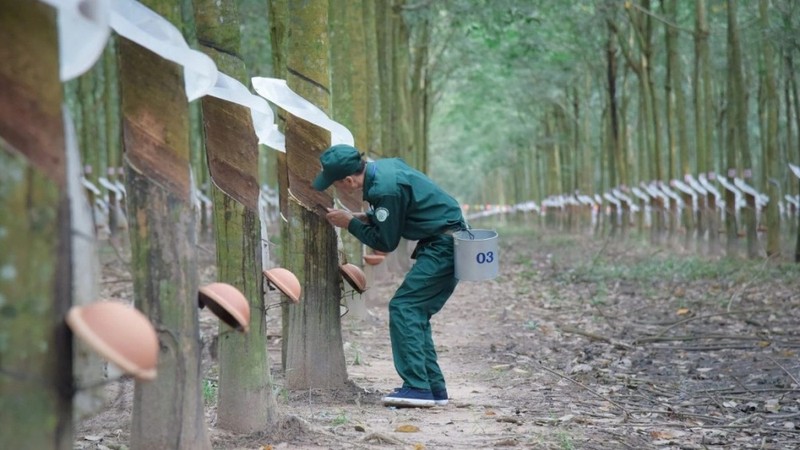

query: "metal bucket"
left=453, top=229, right=499, bottom=281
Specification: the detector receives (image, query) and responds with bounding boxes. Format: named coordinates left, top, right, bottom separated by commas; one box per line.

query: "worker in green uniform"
left=312, top=144, right=466, bottom=407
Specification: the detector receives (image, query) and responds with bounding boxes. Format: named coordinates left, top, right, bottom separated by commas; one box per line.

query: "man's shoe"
left=432, top=388, right=449, bottom=406
left=382, top=387, right=435, bottom=407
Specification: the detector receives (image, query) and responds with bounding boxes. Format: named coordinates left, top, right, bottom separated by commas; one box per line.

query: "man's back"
left=365, top=158, right=464, bottom=241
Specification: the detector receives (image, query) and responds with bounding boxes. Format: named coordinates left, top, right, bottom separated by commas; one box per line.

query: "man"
left=312, top=144, right=466, bottom=407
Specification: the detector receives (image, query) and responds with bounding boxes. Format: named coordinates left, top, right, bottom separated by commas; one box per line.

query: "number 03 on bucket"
left=453, top=229, right=499, bottom=281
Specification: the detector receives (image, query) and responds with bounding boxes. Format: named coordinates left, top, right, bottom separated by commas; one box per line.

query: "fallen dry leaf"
left=676, top=307, right=690, bottom=315
left=650, top=430, right=673, bottom=439
left=395, top=424, right=420, bottom=433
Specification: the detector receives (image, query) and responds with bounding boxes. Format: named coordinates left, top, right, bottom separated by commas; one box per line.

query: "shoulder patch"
left=375, top=207, right=389, bottom=222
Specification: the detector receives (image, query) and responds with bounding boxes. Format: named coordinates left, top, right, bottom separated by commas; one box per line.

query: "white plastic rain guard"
left=453, top=229, right=499, bottom=281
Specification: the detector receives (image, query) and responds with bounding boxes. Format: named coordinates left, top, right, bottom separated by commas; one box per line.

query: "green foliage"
left=428, top=0, right=605, bottom=202
left=568, top=253, right=800, bottom=284
left=424, top=0, right=800, bottom=208
left=202, top=378, right=218, bottom=406
left=331, top=410, right=348, bottom=426
left=556, top=429, right=575, bottom=450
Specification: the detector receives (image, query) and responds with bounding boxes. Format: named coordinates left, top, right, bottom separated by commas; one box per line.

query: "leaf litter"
left=76, top=229, right=800, bottom=449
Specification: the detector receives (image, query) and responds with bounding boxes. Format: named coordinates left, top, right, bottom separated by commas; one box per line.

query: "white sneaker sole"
left=434, top=399, right=448, bottom=406
left=382, top=396, right=436, bottom=407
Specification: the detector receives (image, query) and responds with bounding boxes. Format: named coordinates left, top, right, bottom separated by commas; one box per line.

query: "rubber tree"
left=0, top=2, right=73, bottom=449
left=759, top=0, right=781, bottom=258
left=282, top=0, right=348, bottom=390
left=363, top=0, right=383, bottom=157
left=663, top=0, right=693, bottom=247
left=610, top=1, right=664, bottom=240
left=376, top=0, right=414, bottom=272
left=694, top=0, right=718, bottom=254
left=194, top=0, right=279, bottom=432
left=330, top=0, right=368, bottom=319
left=265, top=0, right=291, bottom=369
left=725, top=0, right=756, bottom=259
left=118, top=0, right=211, bottom=447
left=789, top=45, right=800, bottom=262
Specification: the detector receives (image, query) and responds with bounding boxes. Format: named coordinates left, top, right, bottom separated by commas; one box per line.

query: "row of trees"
left=426, top=0, right=800, bottom=260
left=1, top=0, right=436, bottom=449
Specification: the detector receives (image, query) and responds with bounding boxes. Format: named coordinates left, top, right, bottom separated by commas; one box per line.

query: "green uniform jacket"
left=347, top=159, right=464, bottom=252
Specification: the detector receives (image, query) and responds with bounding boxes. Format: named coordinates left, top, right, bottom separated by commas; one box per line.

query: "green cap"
left=312, top=144, right=362, bottom=190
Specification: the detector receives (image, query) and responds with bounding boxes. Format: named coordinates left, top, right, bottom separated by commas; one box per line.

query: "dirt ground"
left=75, top=222, right=800, bottom=449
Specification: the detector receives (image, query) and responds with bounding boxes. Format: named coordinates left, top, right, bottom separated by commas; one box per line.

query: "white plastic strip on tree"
left=698, top=174, right=721, bottom=202
left=790, top=163, right=800, bottom=179
left=40, top=0, right=353, bottom=154
left=108, top=0, right=217, bottom=102
left=40, top=0, right=111, bottom=81
left=671, top=179, right=697, bottom=212
left=207, top=73, right=285, bottom=151
left=252, top=77, right=355, bottom=149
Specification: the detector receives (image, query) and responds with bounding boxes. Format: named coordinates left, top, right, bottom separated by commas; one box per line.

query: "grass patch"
left=202, top=378, right=217, bottom=406
left=568, top=253, right=799, bottom=285
left=331, top=410, right=348, bottom=426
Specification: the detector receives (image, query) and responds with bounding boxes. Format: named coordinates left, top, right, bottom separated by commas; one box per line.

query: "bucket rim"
left=453, top=228, right=498, bottom=241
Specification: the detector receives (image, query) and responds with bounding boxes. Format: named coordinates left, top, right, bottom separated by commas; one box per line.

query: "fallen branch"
left=532, top=360, right=630, bottom=419
left=362, top=432, right=406, bottom=445
left=627, top=407, right=726, bottom=423
left=765, top=355, right=800, bottom=387
left=672, top=344, right=767, bottom=351
left=560, top=326, right=633, bottom=349
left=635, top=334, right=771, bottom=344
left=635, top=308, right=767, bottom=344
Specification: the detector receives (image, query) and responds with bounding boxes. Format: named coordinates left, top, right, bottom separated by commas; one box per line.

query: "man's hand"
left=325, top=208, right=354, bottom=228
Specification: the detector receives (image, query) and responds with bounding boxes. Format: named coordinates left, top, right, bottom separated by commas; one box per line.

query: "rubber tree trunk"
left=0, top=2, right=73, bottom=449
left=726, top=0, right=755, bottom=259
left=283, top=0, right=348, bottom=390
left=118, top=1, right=210, bottom=447
left=363, top=0, right=383, bottom=157
left=331, top=0, right=367, bottom=320
left=193, top=0, right=279, bottom=432
left=759, top=0, right=780, bottom=258
left=789, top=55, right=800, bottom=263
left=266, top=0, right=295, bottom=371
left=664, top=0, right=693, bottom=248
left=694, top=0, right=717, bottom=253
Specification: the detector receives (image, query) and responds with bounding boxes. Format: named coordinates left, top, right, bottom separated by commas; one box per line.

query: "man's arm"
left=324, top=209, right=364, bottom=228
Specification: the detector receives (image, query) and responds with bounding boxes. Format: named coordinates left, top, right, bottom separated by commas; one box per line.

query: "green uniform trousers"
left=389, top=234, right=458, bottom=392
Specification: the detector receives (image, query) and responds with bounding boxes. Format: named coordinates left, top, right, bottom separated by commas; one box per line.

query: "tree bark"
left=118, top=1, right=210, bottom=447
left=0, top=3, right=73, bottom=449
left=283, top=0, right=348, bottom=390
left=694, top=0, right=718, bottom=254
left=330, top=0, right=367, bottom=319
left=759, top=0, right=780, bottom=258
left=194, top=0, right=279, bottom=432
left=363, top=0, right=383, bottom=157
left=726, top=0, right=757, bottom=259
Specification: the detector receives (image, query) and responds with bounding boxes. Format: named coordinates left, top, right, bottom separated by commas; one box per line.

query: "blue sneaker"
left=382, top=387, right=435, bottom=407
left=432, top=388, right=449, bottom=406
